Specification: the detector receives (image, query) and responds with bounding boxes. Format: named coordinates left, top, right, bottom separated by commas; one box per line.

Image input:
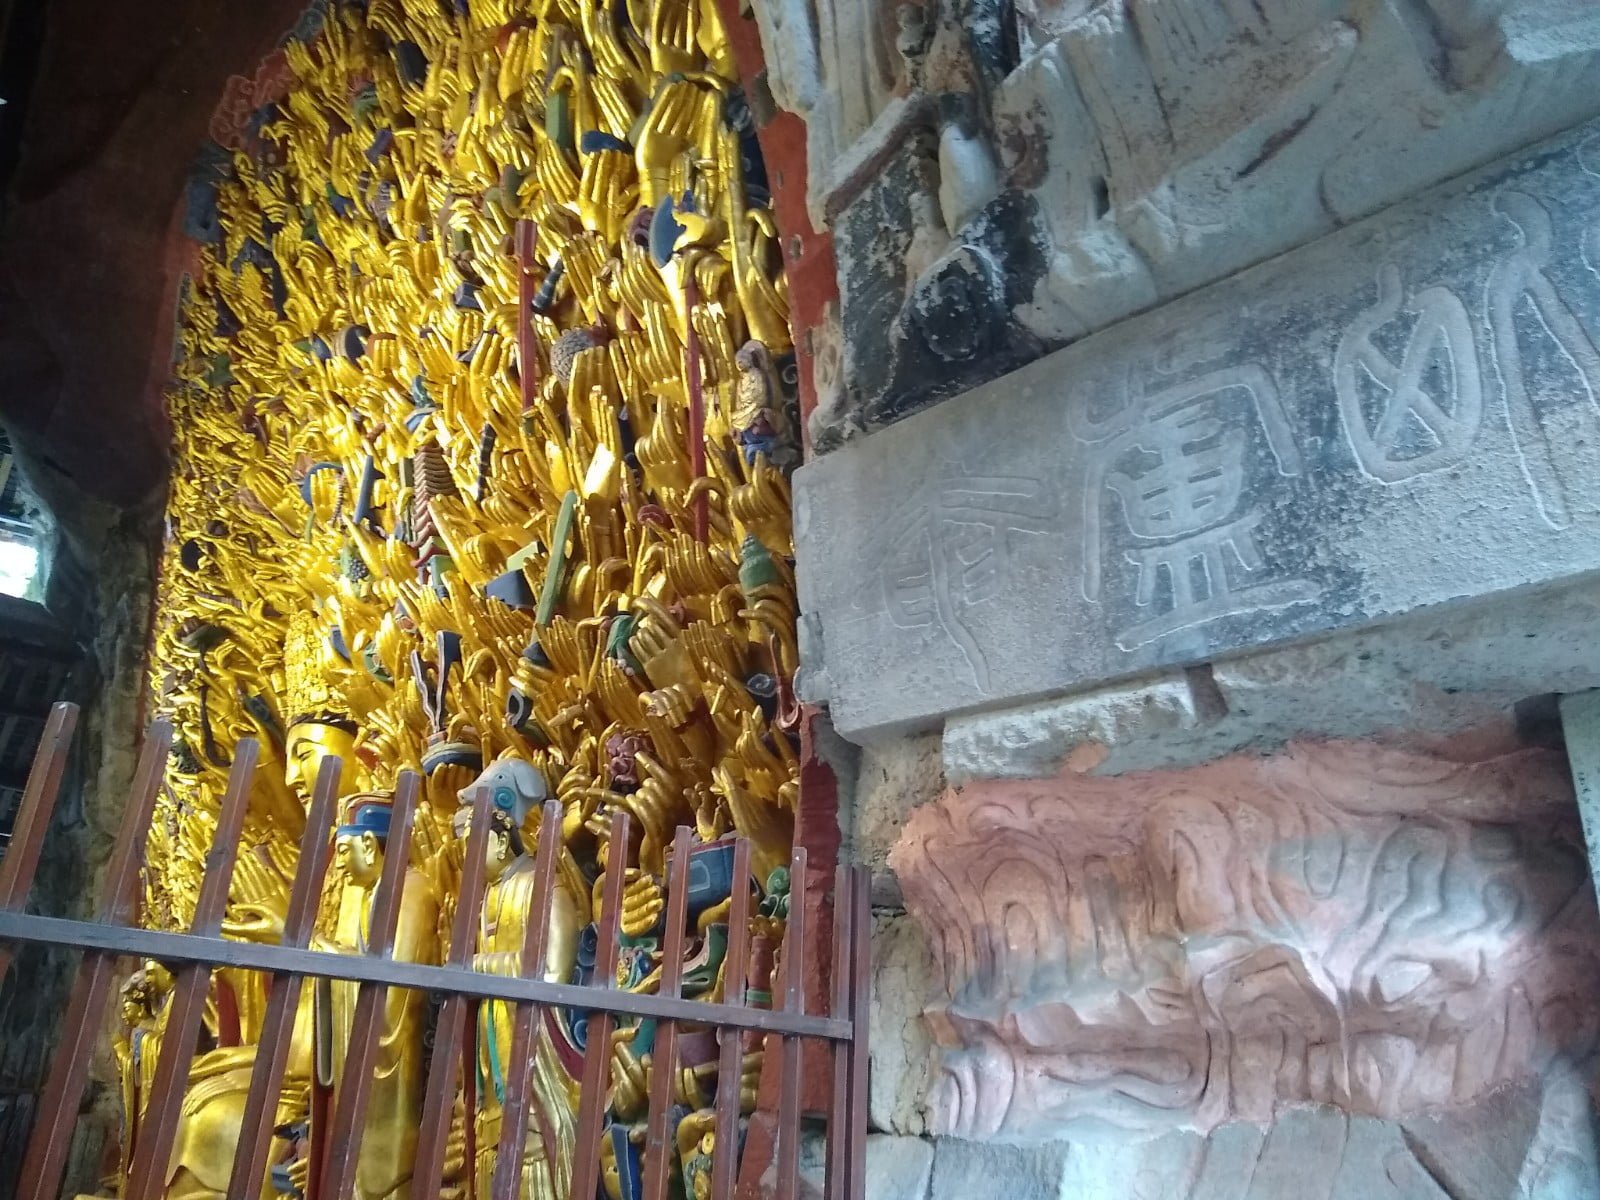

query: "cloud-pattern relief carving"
left=890, top=740, right=1600, bottom=1141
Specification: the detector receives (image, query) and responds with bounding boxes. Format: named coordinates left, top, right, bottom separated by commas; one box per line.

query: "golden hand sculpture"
left=146, top=0, right=802, bottom=1193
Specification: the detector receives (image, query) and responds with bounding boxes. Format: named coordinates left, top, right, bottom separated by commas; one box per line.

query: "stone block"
left=796, top=116, right=1600, bottom=739
left=943, top=668, right=1211, bottom=783
left=871, top=1086, right=1600, bottom=1199
left=865, top=1135, right=935, bottom=1200
left=944, top=574, right=1600, bottom=782
left=928, top=1139, right=1069, bottom=1200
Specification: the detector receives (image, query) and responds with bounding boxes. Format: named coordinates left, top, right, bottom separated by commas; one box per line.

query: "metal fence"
left=0, top=703, right=869, bottom=1200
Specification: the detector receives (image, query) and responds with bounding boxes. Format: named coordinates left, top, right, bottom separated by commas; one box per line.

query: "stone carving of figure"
left=456, top=757, right=588, bottom=1200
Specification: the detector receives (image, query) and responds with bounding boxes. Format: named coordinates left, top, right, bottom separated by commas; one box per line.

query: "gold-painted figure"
left=456, top=759, right=585, bottom=1200
left=141, top=0, right=802, bottom=1193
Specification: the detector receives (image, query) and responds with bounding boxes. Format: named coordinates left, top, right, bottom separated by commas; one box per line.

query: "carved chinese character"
left=1334, top=264, right=1483, bottom=483
left=1486, top=190, right=1600, bottom=531
left=855, top=469, right=1055, bottom=691
left=1073, top=361, right=1315, bottom=650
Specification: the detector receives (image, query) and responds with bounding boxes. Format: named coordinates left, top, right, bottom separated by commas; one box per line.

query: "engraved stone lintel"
left=796, top=116, right=1600, bottom=739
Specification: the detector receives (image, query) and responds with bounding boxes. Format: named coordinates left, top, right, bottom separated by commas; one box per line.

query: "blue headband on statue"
left=337, top=800, right=392, bottom=840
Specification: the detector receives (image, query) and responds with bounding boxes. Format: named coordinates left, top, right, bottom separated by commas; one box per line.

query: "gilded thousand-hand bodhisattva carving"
left=135, top=1, right=800, bottom=1196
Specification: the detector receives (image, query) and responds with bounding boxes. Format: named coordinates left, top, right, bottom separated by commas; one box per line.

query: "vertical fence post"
left=773, top=846, right=808, bottom=1200
left=320, top=772, right=420, bottom=1199
left=225, top=754, right=347, bottom=1200
left=847, top=867, right=870, bottom=1199
left=124, top=738, right=260, bottom=1200
left=0, top=702, right=79, bottom=978
left=824, top=863, right=854, bottom=1200
left=14, top=717, right=168, bottom=1200
left=490, top=797, right=564, bottom=1200
left=410, top=786, right=494, bottom=1194
left=709, top=838, right=752, bottom=1200
left=641, top=826, right=694, bottom=1200
left=569, top=809, right=631, bottom=1200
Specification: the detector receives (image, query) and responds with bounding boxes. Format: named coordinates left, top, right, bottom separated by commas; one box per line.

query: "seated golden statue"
left=140, top=0, right=803, bottom=1195
left=112, top=963, right=273, bottom=1200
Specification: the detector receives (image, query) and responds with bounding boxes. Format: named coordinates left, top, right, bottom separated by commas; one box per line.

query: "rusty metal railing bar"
left=0, top=910, right=850, bottom=1039
left=773, top=845, right=808, bottom=1200
left=125, top=738, right=260, bottom=1200
left=0, top=702, right=78, bottom=979
left=709, top=836, right=752, bottom=1200
left=641, top=825, right=693, bottom=1200
left=226, top=754, right=347, bottom=1200
left=569, top=808, right=632, bottom=1200
left=489, top=796, right=565, bottom=1200
left=321, top=771, right=420, bottom=1200
left=825, top=861, right=854, bottom=1200
left=15, top=715, right=169, bottom=1200
left=846, top=866, right=870, bottom=1197
left=409, top=785, right=494, bottom=1195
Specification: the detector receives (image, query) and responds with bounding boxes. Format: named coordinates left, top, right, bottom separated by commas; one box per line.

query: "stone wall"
left=848, top=722, right=1600, bottom=1199
left=0, top=442, right=155, bottom=1199
left=794, top=118, right=1600, bottom=739
left=0, top=533, right=152, bottom=1200
left=751, top=0, right=1600, bottom=445
left=760, top=3, right=1600, bottom=1197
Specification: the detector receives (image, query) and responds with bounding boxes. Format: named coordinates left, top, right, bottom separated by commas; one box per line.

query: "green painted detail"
left=537, top=490, right=579, bottom=627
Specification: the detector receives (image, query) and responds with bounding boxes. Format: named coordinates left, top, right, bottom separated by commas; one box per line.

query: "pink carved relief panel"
left=889, top=740, right=1600, bottom=1141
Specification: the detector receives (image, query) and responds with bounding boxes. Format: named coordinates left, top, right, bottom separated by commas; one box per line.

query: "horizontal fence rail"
left=0, top=705, right=871, bottom=1200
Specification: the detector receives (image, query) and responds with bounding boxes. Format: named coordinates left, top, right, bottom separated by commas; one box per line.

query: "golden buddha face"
left=454, top=808, right=518, bottom=883
left=284, top=721, right=357, bottom=801
left=119, top=981, right=150, bottom=1027
left=335, top=830, right=384, bottom=888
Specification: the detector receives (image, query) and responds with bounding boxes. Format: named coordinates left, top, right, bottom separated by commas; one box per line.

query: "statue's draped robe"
left=315, top=867, right=439, bottom=1200
left=472, top=860, right=582, bottom=1200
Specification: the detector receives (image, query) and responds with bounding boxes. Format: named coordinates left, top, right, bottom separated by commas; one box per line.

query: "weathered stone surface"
left=944, top=575, right=1600, bottom=782
left=929, top=1138, right=1070, bottom=1199
left=873, top=1080, right=1600, bottom=1198
left=886, top=739, right=1600, bottom=1142
left=865, top=1135, right=935, bottom=1200
left=796, top=117, right=1600, bottom=739
left=944, top=667, right=1211, bottom=783
left=756, top=0, right=1600, bottom=441
left=869, top=913, right=936, bottom=1136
